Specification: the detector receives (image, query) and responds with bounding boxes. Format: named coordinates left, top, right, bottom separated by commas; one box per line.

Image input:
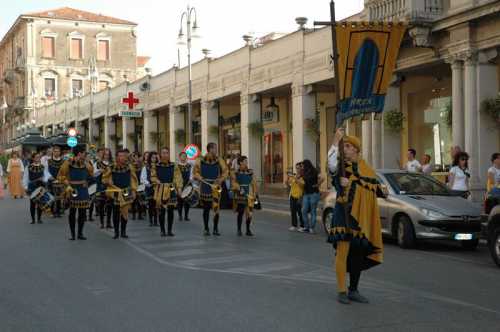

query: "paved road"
left=0, top=196, right=499, bottom=332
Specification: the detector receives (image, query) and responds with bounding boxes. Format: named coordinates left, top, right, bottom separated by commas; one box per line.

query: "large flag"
left=335, top=22, right=406, bottom=124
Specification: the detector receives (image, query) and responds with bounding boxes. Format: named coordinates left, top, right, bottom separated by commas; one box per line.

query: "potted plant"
left=174, top=128, right=186, bottom=145
left=304, top=113, right=320, bottom=142
left=481, top=94, right=500, bottom=127
left=248, top=121, right=264, bottom=136
left=384, top=109, right=405, bottom=132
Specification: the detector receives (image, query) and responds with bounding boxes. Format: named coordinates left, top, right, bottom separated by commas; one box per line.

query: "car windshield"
left=384, top=173, right=451, bottom=196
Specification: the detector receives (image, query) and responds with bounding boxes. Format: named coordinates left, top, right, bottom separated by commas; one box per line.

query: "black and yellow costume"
left=328, top=137, right=384, bottom=302
left=58, top=159, right=94, bottom=240
left=132, top=161, right=145, bottom=220
left=47, top=157, right=64, bottom=217
left=151, top=161, right=182, bottom=236
left=102, top=163, right=138, bottom=239
left=26, top=163, right=46, bottom=224
left=177, top=163, right=192, bottom=221
left=95, top=160, right=113, bottom=229
left=193, top=154, right=228, bottom=235
left=231, top=169, right=257, bottom=236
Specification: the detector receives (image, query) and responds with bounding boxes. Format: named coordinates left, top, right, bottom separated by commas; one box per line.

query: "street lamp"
left=88, top=56, right=98, bottom=145
left=177, top=5, right=201, bottom=144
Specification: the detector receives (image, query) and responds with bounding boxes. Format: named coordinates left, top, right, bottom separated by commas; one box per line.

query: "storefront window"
left=424, top=96, right=452, bottom=171
left=223, top=127, right=241, bottom=156
left=263, top=129, right=283, bottom=184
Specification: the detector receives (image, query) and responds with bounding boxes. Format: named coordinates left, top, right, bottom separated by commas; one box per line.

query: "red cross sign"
left=122, top=92, right=139, bottom=110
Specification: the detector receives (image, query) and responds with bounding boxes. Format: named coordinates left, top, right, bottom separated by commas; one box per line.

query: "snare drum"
left=180, top=184, right=200, bottom=207
left=49, top=181, right=65, bottom=199
left=30, top=187, right=54, bottom=213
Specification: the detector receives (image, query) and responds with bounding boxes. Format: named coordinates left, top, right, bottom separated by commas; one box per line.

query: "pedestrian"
left=300, top=160, right=323, bottom=234
left=327, top=128, right=386, bottom=304
left=230, top=155, right=258, bottom=236
left=405, top=148, right=422, bottom=172
left=44, top=145, right=65, bottom=217
left=193, top=142, right=228, bottom=236
left=487, top=152, right=500, bottom=193
left=421, top=154, right=433, bottom=175
left=94, top=148, right=113, bottom=229
left=103, top=149, right=138, bottom=239
left=7, top=151, right=24, bottom=199
left=23, top=152, right=47, bottom=224
left=141, top=152, right=159, bottom=227
left=131, top=152, right=144, bottom=220
left=177, top=151, right=193, bottom=221
left=286, top=162, right=304, bottom=231
left=0, top=161, right=4, bottom=200
left=448, top=151, right=470, bottom=199
left=151, top=147, right=182, bottom=237
left=58, top=145, right=94, bottom=240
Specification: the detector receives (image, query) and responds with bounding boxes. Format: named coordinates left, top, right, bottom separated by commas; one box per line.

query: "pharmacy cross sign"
left=122, top=92, right=139, bottom=109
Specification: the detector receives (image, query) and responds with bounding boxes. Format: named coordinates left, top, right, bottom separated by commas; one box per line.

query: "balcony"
left=367, top=0, right=444, bottom=23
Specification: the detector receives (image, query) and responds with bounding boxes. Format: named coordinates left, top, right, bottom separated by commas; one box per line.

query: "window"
left=71, top=79, right=83, bottom=97
left=70, top=38, right=83, bottom=59
left=98, top=80, right=110, bottom=91
left=97, top=40, right=110, bottom=61
left=42, top=36, right=55, bottom=58
left=44, top=78, right=56, bottom=99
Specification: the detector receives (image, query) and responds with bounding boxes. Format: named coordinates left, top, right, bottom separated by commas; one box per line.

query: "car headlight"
left=420, top=208, right=447, bottom=219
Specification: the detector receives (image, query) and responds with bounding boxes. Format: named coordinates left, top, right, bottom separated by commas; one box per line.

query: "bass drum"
left=181, top=184, right=200, bottom=208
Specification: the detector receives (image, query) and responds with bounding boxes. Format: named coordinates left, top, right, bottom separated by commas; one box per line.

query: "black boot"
left=120, top=218, right=129, bottom=238
left=77, top=215, right=86, bottom=240
left=246, top=218, right=253, bottom=236
left=213, top=214, right=220, bottom=236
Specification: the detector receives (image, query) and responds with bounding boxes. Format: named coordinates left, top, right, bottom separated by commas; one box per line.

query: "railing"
left=367, top=0, right=443, bottom=22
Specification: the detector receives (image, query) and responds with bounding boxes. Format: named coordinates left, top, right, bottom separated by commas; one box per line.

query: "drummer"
left=58, top=145, right=94, bottom=240
left=94, top=148, right=113, bottom=229
left=230, top=156, right=258, bottom=236
left=177, top=151, right=193, bottom=221
left=193, top=142, right=228, bottom=236
left=23, top=152, right=48, bottom=224
left=151, top=147, right=183, bottom=237
left=44, top=145, right=65, bottom=217
left=140, top=152, right=159, bottom=227
left=103, top=149, right=138, bottom=239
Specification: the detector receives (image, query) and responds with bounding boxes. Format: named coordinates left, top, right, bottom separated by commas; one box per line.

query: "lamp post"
left=88, top=56, right=98, bottom=145
left=177, top=5, right=200, bottom=144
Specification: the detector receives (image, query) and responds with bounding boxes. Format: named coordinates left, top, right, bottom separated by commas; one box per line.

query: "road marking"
left=179, top=254, right=259, bottom=266
left=226, top=262, right=298, bottom=274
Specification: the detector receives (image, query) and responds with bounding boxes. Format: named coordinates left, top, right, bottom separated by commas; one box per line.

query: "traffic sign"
left=183, top=144, right=200, bottom=160
left=119, top=110, right=143, bottom=118
left=67, top=136, right=78, bottom=148
left=67, top=127, right=78, bottom=137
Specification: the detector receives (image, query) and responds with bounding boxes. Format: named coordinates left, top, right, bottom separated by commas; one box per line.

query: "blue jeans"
left=302, top=192, right=320, bottom=230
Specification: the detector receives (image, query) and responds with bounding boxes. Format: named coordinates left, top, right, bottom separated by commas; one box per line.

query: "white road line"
left=226, top=262, right=299, bottom=274
left=157, top=247, right=235, bottom=258
left=178, top=254, right=260, bottom=267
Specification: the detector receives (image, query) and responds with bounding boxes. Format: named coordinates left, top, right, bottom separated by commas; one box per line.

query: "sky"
left=0, top=0, right=364, bottom=74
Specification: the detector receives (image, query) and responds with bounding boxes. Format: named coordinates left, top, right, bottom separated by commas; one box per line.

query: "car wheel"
left=322, top=209, right=333, bottom=236
left=489, top=227, right=500, bottom=268
left=396, top=215, right=416, bottom=249
left=461, top=239, right=479, bottom=250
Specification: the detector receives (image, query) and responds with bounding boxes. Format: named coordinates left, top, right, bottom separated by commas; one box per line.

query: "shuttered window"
left=97, top=40, right=109, bottom=61
left=42, top=37, right=55, bottom=58
left=70, top=38, right=83, bottom=59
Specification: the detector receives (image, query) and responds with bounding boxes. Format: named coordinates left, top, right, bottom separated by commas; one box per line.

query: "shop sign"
left=262, top=107, right=279, bottom=123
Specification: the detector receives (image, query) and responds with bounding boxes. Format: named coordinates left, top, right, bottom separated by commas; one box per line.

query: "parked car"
left=319, top=170, right=482, bottom=250
left=484, top=190, right=500, bottom=267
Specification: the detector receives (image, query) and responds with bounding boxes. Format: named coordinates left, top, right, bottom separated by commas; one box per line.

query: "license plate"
left=454, top=233, right=473, bottom=240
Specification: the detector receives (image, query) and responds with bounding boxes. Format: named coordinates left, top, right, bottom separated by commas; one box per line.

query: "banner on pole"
left=335, top=22, right=406, bottom=124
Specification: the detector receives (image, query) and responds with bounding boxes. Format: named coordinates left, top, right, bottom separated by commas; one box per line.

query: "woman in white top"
left=448, top=152, right=470, bottom=198
left=487, top=152, right=500, bottom=193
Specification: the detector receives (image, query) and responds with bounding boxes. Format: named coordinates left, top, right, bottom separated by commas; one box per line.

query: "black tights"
left=88, top=201, right=94, bottom=220
left=349, top=270, right=361, bottom=292
left=69, top=207, right=86, bottom=238
left=148, top=199, right=157, bottom=225
left=98, top=200, right=113, bottom=227
left=51, top=200, right=62, bottom=217
left=236, top=204, right=252, bottom=232
left=159, top=207, right=174, bottom=235
left=177, top=198, right=190, bottom=220
left=202, top=201, right=219, bottom=232
left=112, top=205, right=128, bottom=237
left=30, top=201, right=42, bottom=223
left=132, top=198, right=144, bottom=219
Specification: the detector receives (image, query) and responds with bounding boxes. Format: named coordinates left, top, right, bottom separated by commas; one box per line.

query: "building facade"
left=29, top=1, right=500, bottom=197
left=0, top=7, right=150, bottom=145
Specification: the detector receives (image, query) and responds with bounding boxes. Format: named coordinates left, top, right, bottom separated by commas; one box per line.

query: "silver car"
left=319, top=170, right=482, bottom=250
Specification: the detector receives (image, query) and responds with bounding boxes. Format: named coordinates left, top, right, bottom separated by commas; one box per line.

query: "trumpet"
left=200, top=179, right=222, bottom=193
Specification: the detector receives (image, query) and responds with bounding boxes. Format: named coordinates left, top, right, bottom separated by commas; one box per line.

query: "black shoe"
left=184, top=217, right=190, bottom=221
left=337, top=292, right=350, bottom=305
left=348, top=290, right=369, bottom=303
left=89, top=218, right=94, bottom=222
left=121, top=234, right=129, bottom=239
left=213, top=230, right=220, bottom=236
left=149, top=222, right=153, bottom=227
left=77, top=235, right=87, bottom=240
left=246, top=230, right=254, bottom=237
left=30, top=221, right=35, bottom=224
left=237, top=230, right=243, bottom=237
left=113, top=235, right=119, bottom=239
left=167, top=232, right=175, bottom=237
left=37, top=220, right=43, bottom=224
left=106, top=225, right=113, bottom=229
left=204, top=230, right=210, bottom=236
left=69, top=236, right=76, bottom=241
left=100, top=224, right=104, bottom=229
left=160, top=232, right=167, bottom=237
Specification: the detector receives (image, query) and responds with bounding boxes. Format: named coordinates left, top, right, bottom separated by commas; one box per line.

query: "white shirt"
left=406, top=159, right=421, bottom=173
left=140, top=166, right=150, bottom=186
left=422, top=163, right=433, bottom=175
left=327, top=145, right=339, bottom=174
left=449, top=166, right=469, bottom=191
left=488, top=166, right=500, bottom=186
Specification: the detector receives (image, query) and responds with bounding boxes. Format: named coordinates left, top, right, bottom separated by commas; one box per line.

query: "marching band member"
left=58, top=145, right=94, bottom=240
left=23, top=152, right=47, bottom=224
left=193, top=142, right=228, bottom=236
left=151, top=147, right=182, bottom=237
left=177, top=151, right=192, bottom=221
left=230, top=156, right=258, bottom=236
left=103, top=149, right=138, bottom=239
left=140, top=152, right=159, bottom=227
left=131, top=152, right=145, bottom=220
left=327, top=128, right=386, bottom=304
left=44, top=145, right=65, bottom=217
left=94, top=148, right=113, bottom=229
